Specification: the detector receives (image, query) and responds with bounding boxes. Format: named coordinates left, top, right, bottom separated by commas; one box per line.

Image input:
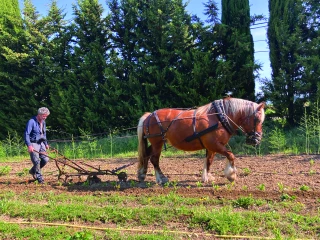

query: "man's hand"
left=46, top=145, right=50, bottom=150
left=27, top=145, right=34, bottom=153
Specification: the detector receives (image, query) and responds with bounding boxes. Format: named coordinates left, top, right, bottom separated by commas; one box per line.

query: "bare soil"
left=1, top=154, right=319, bottom=212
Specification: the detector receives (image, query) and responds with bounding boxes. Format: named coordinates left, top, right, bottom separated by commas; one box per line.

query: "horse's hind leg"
left=202, top=150, right=215, bottom=183
left=137, top=145, right=152, bottom=182
left=149, top=144, right=168, bottom=184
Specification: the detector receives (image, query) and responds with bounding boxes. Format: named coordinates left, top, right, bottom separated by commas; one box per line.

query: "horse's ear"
left=257, top=102, right=265, bottom=111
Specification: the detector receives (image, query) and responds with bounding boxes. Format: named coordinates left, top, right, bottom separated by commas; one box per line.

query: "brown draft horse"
left=137, top=97, right=265, bottom=184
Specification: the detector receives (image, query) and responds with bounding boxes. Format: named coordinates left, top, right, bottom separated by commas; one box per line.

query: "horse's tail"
left=137, top=112, right=150, bottom=171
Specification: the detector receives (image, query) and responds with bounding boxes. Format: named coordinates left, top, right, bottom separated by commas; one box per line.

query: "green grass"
left=0, top=190, right=318, bottom=239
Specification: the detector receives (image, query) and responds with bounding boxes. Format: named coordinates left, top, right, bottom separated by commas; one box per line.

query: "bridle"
left=223, top=106, right=263, bottom=146
left=242, top=110, right=263, bottom=145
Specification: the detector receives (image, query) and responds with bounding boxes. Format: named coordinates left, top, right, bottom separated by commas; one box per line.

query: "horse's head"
left=241, top=102, right=265, bottom=146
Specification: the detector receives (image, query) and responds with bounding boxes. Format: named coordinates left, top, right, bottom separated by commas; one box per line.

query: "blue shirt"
left=24, top=116, right=48, bottom=147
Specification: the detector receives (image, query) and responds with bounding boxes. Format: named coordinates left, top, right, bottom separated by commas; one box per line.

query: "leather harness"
left=144, top=100, right=233, bottom=149
left=212, top=99, right=235, bottom=135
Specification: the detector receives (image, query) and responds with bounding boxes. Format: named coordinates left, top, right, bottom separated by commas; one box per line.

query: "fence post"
left=109, top=129, right=113, bottom=159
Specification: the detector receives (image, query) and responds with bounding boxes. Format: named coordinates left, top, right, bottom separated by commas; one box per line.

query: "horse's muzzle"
left=246, top=132, right=262, bottom=146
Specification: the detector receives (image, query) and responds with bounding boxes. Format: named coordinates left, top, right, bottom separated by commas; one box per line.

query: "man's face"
left=38, top=114, right=49, bottom=122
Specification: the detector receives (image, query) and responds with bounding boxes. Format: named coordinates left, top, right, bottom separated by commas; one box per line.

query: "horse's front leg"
left=207, top=144, right=237, bottom=182
left=222, top=150, right=237, bottom=182
left=202, top=150, right=215, bottom=183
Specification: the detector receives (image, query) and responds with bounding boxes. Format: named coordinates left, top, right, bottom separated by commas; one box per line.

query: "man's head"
left=37, top=107, right=50, bottom=122
left=38, top=107, right=50, bottom=115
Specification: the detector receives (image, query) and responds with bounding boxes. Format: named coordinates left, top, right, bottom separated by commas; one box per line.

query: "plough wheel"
left=117, top=172, right=128, bottom=182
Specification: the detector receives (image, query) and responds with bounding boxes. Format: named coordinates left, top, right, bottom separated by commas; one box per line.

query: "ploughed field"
left=0, top=154, right=319, bottom=210
left=0, top=154, right=319, bottom=239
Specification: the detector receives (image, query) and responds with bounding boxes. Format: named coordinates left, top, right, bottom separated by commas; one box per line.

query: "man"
left=24, top=107, right=50, bottom=184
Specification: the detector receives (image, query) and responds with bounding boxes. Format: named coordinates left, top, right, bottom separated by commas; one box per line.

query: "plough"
left=35, top=148, right=135, bottom=183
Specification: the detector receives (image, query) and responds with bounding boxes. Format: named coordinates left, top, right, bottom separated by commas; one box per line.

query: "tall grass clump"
left=0, top=131, right=27, bottom=161
left=267, top=127, right=286, bottom=153
left=51, top=129, right=139, bottom=159
left=299, top=101, right=320, bottom=154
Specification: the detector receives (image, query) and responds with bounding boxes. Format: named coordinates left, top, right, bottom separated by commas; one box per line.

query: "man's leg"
left=39, top=143, right=49, bottom=170
left=29, top=143, right=44, bottom=183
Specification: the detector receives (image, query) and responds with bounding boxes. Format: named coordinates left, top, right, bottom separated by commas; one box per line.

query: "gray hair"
left=38, top=107, right=50, bottom=115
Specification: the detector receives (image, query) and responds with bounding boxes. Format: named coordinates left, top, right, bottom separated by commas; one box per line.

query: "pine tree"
left=107, top=0, right=208, bottom=122
left=0, top=0, right=28, bottom=139
left=52, top=0, right=111, bottom=134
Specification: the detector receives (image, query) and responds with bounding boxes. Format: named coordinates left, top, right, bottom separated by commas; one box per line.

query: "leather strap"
left=212, top=100, right=234, bottom=135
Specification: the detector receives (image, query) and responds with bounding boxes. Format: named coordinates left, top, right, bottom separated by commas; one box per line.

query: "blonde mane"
left=194, top=98, right=264, bottom=122
left=224, top=98, right=258, bottom=118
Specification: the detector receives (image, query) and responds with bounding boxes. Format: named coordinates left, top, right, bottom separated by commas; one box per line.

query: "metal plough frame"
left=36, top=148, right=134, bottom=183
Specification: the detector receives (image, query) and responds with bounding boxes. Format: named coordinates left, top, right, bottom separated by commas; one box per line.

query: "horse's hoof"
left=226, top=173, right=237, bottom=182
left=202, top=173, right=214, bottom=183
left=157, top=177, right=169, bottom=185
left=224, top=166, right=237, bottom=182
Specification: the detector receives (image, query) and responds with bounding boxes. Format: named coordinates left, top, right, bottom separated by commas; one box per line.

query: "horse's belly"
left=166, top=138, right=205, bottom=151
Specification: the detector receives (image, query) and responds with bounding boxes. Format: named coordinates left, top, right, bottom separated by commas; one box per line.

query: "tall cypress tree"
left=298, top=0, right=320, bottom=104
left=266, top=0, right=304, bottom=126
left=265, top=0, right=319, bottom=126
left=218, top=0, right=255, bottom=101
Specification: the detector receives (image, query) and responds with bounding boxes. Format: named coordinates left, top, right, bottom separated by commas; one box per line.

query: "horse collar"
left=212, top=100, right=234, bottom=135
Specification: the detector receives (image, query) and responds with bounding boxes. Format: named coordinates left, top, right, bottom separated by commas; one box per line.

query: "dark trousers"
left=29, top=142, right=49, bottom=181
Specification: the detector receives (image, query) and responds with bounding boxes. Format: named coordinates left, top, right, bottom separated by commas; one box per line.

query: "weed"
left=280, top=193, right=296, bottom=201
left=309, top=159, right=315, bottom=166
left=277, top=182, right=285, bottom=192
left=66, top=230, right=94, bottom=240
left=212, top=183, right=220, bottom=190
left=226, top=182, right=235, bottom=190
left=299, top=185, right=310, bottom=191
left=171, top=180, right=178, bottom=188
left=242, top=167, right=251, bottom=176
left=0, top=166, right=11, bottom=176
left=309, top=169, right=316, bottom=176
left=114, top=183, right=121, bottom=190
left=110, top=181, right=117, bottom=187
left=17, top=168, right=29, bottom=177
left=129, top=180, right=137, bottom=187
left=233, top=195, right=255, bottom=209
left=196, top=181, right=202, bottom=188
left=82, top=180, right=90, bottom=186
left=257, top=184, right=266, bottom=191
